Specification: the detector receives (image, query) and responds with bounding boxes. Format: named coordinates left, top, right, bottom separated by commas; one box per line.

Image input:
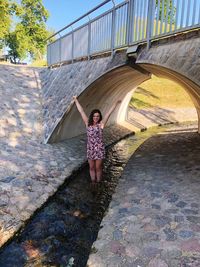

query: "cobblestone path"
left=88, top=125, right=200, bottom=267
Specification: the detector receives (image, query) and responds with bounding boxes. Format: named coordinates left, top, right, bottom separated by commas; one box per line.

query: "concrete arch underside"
left=49, top=65, right=150, bottom=142
left=49, top=61, right=200, bottom=143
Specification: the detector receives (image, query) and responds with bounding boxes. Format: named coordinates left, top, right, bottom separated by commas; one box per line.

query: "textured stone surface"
left=87, top=124, right=200, bottom=267
left=137, top=30, right=200, bottom=87
left=0, top=64, right=133, bottom=248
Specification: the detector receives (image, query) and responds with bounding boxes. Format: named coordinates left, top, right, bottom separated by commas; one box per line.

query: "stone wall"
left=136, top=30, right=200, bottom=87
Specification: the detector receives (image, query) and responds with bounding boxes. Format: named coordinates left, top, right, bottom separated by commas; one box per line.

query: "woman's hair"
left=88, top=109, right=102, bottom=126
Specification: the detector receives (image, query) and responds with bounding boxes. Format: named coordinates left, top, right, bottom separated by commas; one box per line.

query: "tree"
left=5, top=0, right=50, bottom=63
left=19, top=0, right=50, bottom=60
left=0, top=0, right=21, bottom=48
left=6, top=25, right=30, bottom=63
left=0, top=0, right=12, bottom=49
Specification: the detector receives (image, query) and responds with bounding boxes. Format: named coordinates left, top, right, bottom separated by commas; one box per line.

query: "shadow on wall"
left=0, top=65, right=57, bottom=187
left=0, top=65, right=83, bottom=189
left=126, top=105, right=176, bottom=130
left=135, top=86, right=159, bottom=99
left=126, top=81, right=198, bottom=130
left=126, top=86, right=176, bottom=129
left=129, top=86, right=159, bottom=109
left=0, top=65, right=84, bottom=246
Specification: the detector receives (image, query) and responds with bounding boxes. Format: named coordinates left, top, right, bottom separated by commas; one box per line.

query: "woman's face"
left=93, top=112, right=100, bottom=124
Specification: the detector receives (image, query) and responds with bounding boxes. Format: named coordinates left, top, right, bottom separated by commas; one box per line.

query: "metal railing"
left=47, top=0, right=200, bottom=66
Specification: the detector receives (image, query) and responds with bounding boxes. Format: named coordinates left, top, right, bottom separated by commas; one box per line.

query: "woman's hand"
left=72, top=96, right=78, bottom=104
left=72, top=95, right=77, bottom=102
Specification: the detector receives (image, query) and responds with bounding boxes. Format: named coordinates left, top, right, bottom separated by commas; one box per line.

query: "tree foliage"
left=1, top=0, right=50, bottom=63
left=6, top=24, right=30, bottom=63
left=0, top=0, right=13, bottom=49
left=18, top=0, right=49, bottom=60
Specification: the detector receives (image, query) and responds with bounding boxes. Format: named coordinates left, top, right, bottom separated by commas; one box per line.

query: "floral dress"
left=86, top=124, right=105, bottom=160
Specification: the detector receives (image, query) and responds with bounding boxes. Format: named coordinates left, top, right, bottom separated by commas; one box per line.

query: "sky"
left=42, top=0, right=124, bottom=34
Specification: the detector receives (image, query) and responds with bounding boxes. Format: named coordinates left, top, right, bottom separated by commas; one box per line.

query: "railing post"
left=71, top=32, right=74, bottom=63
left=126, top=0, right=134, bottom=46
left=111, top=5, right=116, bottom=56
left=59, top=38, right=62, bottom=64
left=88, top=21, right=91, bottom=60
left=146, top=0, right=153, bottom=50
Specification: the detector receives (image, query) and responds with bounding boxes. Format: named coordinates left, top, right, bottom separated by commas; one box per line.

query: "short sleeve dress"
left=86, top=123, right=105, bottom=160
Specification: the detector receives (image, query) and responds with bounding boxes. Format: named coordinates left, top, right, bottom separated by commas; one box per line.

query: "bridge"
left=0, top=0, right=200, bottom=258
left=44, top=0, right=200, bottom=144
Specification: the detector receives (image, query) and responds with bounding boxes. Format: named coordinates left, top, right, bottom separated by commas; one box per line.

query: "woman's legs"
left=88, top=159, right=96, bottom=183
left=95, top=159, right=103, bottom=182
left=88, top=159, right=103, bottom=183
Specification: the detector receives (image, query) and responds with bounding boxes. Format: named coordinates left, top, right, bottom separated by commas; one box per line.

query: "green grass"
left=130, top=75, right=194, bottom=109
left=30, top=59, right=47, bottom=67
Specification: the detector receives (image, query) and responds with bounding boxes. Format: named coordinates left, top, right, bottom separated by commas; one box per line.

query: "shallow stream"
left=0, top=124, right=183, bottom=267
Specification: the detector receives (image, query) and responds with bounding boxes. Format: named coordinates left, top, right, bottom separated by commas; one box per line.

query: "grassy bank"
left=130, top=75, right=194, bottom=109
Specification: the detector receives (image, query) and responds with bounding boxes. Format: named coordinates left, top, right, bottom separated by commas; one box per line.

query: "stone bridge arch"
left=45, top=57, right=150, bottom=143
left=42, top=31, right=200, bottom=143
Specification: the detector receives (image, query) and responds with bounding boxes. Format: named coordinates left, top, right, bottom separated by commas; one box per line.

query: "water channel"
left=0, top=123, right=194, bottom=267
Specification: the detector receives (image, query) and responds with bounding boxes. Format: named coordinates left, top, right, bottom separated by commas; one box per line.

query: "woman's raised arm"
left=73, top=96, right=88, bottom=126
left=101, top=100, right=122, bottom=128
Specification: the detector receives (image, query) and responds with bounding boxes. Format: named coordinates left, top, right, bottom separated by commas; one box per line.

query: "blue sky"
left=43, top=0, right=124, bottom=33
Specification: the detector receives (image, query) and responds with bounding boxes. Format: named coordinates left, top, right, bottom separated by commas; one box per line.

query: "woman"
left=73, top=96, right=121, bottom=185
